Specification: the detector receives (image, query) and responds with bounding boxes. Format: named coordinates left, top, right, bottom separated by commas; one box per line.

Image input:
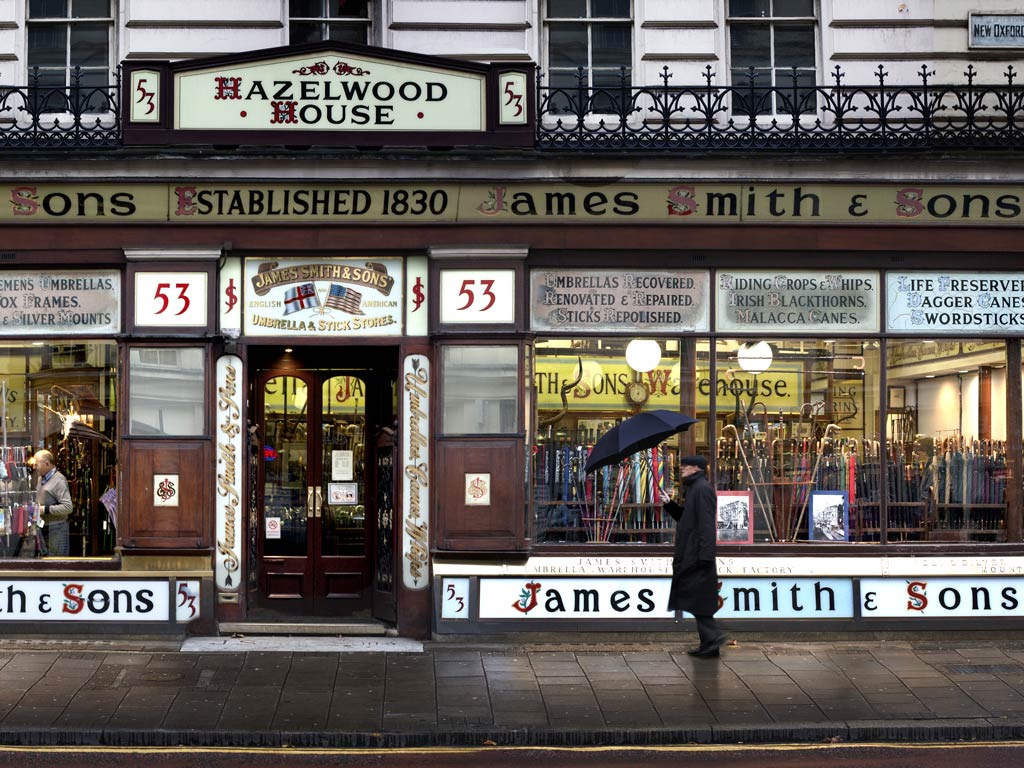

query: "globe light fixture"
left=625, top=339, right=662, bottom=372
left=736, top=341, right=773, bottom=374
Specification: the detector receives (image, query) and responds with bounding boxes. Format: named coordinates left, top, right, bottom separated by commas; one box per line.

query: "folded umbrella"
left=583, top=410, right=697, bottom=474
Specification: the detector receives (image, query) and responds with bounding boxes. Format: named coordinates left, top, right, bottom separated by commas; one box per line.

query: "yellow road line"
left=0, top=742, right=1020, bottom=755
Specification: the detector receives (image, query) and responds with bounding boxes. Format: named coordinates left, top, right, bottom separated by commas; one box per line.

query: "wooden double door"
left=255, top=360, right=396, bottom=619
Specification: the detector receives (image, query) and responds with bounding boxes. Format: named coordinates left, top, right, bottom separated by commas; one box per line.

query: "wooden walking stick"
left=790, top=423, right=841, bottom=542
left=723, top=423, right=777, bottom=542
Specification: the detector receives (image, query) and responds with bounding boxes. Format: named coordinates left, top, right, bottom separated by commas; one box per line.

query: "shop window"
left=27, top=0, right=114, bottom=112
left=128, top=347, right=206, bottom=437
left=288, top=0, right=372, bottom=45
left=727, top=0, right=817, bottom=117
left=713, top=339, right=881, bottom=544
left=544, top=0, right=632, bottom=113
left=887, top=339, right=1007, bottom=542
left=0, top=341, right=118, bottom=560
left=440, top=346, right=518, bottom=435
left=532, top=338, right=696, bottom=545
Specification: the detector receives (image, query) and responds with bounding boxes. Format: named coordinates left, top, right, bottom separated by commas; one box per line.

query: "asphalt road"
left=0, top=743, right=1023, bottom=768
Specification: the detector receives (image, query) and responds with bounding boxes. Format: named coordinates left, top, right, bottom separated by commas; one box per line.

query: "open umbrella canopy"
left=583, top=410, right=698, bottom=473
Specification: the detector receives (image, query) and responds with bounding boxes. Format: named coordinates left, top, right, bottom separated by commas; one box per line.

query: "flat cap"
left=679, top=455, right=708, bottom=471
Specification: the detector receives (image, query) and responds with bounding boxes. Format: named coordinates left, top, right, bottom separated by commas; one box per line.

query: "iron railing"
left=1, top=63, right=1023, bottom=153
left=536, top=65, right=1024, bottom=152
left=0, top=66, right=121, bottom=150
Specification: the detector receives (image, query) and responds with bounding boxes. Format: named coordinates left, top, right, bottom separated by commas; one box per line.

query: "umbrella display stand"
left=531, top=410, right=692, bottom=544
left=585, top=448, right=673, bottom=543
left=580, top=513, right=618, bottom=543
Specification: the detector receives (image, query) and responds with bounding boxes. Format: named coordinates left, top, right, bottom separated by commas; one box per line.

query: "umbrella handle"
left=538, top=355, right=583, bottom=428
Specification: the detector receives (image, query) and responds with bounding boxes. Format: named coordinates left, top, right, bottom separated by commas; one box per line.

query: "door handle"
left=314, top=487, right=323, bottom=518
left=307, top=486, right=315, bottom=519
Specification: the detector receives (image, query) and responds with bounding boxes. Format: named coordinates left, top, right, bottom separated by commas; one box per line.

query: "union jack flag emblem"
left=283, top=283, right=320, bottom=315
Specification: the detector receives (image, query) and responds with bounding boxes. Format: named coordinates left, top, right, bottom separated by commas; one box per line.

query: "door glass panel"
left=263, top=376, right=308, bottom=556
left=322, top=376, right=367, bottom=556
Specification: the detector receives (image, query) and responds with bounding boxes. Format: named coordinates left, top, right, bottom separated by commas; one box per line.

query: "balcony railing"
left=0, top=66, right=121, bottom=150
left=1, top=63, right=1023, bottom=153
left=536, top=65, right=1024, bottom=152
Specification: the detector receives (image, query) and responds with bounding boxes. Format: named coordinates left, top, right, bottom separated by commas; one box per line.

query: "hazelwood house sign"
left=123, top=43, right=533, bottom=147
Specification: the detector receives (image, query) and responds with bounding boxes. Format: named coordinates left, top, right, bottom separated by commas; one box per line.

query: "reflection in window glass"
left=441, top=346, right=519, bottom=435
left=887, top=340, right=1007, bottom=542
left=129, top=347, right=206, bottom=436
left=0, top=341, right=117, bottom=559
left=713, top=339, right=880, bottom=543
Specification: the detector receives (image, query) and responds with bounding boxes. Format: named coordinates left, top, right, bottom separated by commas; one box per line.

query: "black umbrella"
left=584, top=410, right=698, bottom=473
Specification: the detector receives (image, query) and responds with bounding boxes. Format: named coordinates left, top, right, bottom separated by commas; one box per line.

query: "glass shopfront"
left=527, top=268, right=1017, bottom=547
left=0, top=341, right=118, bottom=559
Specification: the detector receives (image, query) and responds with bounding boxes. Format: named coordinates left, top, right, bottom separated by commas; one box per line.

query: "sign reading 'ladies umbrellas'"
left=887, top=272, right=1024, bottom=334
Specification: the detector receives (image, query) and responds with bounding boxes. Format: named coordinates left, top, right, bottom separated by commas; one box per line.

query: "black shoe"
left=689, top=635, right=727, bottom=657
left=692, top=646, right=720, bottom=658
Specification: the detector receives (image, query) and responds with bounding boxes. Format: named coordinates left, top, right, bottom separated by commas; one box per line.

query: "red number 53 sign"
left=439, top=269, right=516, bottom=325
left=134, top=272, right=208, bottom=327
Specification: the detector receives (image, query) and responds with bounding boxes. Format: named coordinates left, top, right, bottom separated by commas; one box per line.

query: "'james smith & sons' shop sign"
left=8, top=183, right=1024, bottom=226
left=121, top=42, right=533, bottom=147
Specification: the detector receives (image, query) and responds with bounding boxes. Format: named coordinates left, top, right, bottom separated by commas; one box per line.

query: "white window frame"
left=725, top=0, right=820, bottom=121
left=288, top=0, right=373, bottom=46
left=26, top=1, right=115, bottom=93
left=542, top=0, right=635, bottom=122
left=543, top=0, right=634, bottom=90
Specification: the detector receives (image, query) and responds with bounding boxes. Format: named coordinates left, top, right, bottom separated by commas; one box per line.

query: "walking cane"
left=790, top=423, right=840, bottom=542
left=723, top=423, right=777, bottom=542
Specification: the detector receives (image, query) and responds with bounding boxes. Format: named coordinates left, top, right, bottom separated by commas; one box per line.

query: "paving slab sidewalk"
left=0, top=638, right=1020, bottom=747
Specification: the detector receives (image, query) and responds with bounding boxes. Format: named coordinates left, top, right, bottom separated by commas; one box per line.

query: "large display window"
left=532, top=337, right=695, bottom=545
left=886, top=339, right=1006, bottom=542
left=531, top=336, right=1010, bottom=546
left=0, top=341, right=118, bottom=559
left=712, top=338, right=882, bottom=543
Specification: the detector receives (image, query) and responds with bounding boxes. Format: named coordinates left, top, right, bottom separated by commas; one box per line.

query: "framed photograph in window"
left=716, top=490, right=753, bottom=544
left=809, top=491, right=849, bottom=542
left=887, top=386, right=906, bottom=409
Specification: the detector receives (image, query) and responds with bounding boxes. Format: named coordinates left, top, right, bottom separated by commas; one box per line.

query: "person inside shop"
left=663, top=455, right=727, bottom=659
left=33, top=449, right=72, bottom=557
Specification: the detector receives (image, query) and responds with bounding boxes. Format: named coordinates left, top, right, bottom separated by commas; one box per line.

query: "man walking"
left=664, top=455, right=727, bottom=658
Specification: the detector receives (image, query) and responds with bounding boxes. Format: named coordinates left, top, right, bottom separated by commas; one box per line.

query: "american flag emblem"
left=283, top=282, right=320, bottom=315
left=326, top=283, right=364, bottom=315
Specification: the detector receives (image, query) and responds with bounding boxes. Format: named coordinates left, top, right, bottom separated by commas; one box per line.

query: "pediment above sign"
left=122, top=42, right=533, bottom=149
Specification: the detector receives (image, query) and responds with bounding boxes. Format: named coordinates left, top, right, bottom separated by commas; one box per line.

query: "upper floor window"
left=727, top=0, right=817, bottom=116
left=289, top=0, right=371, bottom=45
left=544, top=0, right=632, bottom=110
left=27, top=0, right=113, bottom=111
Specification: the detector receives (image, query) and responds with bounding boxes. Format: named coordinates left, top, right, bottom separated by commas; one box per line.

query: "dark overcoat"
left=665, top=470, right=719, bottom=615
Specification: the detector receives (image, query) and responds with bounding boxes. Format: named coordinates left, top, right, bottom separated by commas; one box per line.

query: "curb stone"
left=0, top=722, right=1019, bottom=749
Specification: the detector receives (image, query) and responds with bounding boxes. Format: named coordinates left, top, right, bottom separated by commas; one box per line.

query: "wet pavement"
left=0, top=636, right=1021, bottom=746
